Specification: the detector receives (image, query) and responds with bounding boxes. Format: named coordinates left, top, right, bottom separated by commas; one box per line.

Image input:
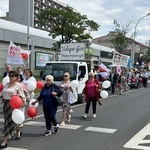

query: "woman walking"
left=82, top=72, right=101, bottom=119
left=0, top=71, right=26, bottom=149
left=32, top=75, right=63, bottom=136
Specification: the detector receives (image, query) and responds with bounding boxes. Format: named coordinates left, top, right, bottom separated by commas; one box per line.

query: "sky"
left=0, top=0, right=150, bottom=45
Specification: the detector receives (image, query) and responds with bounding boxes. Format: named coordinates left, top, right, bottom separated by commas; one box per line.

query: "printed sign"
left=61, top=43, right=85, bottom=60
left=6, top=41, right=24, bottom=65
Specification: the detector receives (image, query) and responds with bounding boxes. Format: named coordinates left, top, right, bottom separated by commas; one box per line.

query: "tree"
left=111, top=19, right=131, bottom=54
left=38, top=6, right=100, bottom=46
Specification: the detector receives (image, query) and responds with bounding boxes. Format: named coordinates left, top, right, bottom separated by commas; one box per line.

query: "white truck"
left=41, top=61, right=91, bottom=103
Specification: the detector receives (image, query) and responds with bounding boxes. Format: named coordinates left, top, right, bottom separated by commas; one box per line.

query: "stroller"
left=128, top=77, right=139, bottom=89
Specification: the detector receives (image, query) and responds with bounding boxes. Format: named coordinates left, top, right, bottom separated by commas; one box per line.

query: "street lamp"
left=131, top=13, right=150, bottom=65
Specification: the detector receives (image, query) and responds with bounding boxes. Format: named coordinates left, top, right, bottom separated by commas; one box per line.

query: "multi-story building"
left=2, top=0, right=67, bottom=31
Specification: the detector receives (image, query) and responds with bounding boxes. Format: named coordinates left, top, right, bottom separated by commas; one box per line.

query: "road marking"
left=123, top=123, right=150, bottom=150
left=0, top=118, right=4, bottom=123
left=5, top=147, right=28, bottom=150
left=85, top=126, right=117, bottom=133
left=24, top=121, right=81, bottom=129
left=59, top=124, right=82, bottom=129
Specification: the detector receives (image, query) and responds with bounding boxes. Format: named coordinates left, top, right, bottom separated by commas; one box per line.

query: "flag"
left=116, top=65, right=122, bottom=75
left=99, top=63, right=110, bottom=73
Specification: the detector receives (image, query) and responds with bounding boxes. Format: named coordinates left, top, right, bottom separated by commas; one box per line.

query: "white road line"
left=0, top=118, right=4, bottom=123
left=5, top=147, right=28, bottom=150
left=123, top=123, right=150, bottom=150
left=85, top=126, right=117, bottom=133
left=24, top=121, right=82, bottom=129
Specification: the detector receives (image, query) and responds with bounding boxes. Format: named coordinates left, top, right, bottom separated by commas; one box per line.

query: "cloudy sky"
left=0, top=0, right=150, bottom=44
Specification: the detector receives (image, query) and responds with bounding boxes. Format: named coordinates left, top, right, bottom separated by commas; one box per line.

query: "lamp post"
left=131, top=13, right=150, bottom=66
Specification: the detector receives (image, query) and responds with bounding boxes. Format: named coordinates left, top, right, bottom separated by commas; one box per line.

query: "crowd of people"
left=0, top=63, right=149, bottom=149
left=96, top=67, right=150, bottom=95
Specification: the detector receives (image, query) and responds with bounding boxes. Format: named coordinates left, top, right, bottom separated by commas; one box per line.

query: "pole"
left=131, top=13, right=150, bottom=66
left=27, top=0, right=30, bottom=68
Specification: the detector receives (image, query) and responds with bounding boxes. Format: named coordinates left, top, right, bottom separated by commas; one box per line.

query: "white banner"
left=112, top=51, right=129, bottom=67
left=6, top=41, right=24, bottom=65
left=61, top=43, right=85, bottom=60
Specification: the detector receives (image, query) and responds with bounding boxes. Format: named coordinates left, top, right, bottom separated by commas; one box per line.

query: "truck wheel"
left=78, top=96, right=85, bottom=103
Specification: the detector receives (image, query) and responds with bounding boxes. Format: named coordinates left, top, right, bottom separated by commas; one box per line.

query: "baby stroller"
left=128, top=78, right=139, bottom=89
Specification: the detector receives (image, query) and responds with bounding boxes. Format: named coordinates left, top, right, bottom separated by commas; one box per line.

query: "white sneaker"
left=44, top=130, right=51, bottom=136
left=60, top=122, right=65, bottom=126
left=93, top=114, right=96, bottom=118
left=82, top=114, right=87, bottom=119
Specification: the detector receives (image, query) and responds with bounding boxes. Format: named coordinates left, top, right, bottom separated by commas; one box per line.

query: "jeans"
left=85, top=97, right=97, bottom=114
left=43, top=106, right=57, bottom=130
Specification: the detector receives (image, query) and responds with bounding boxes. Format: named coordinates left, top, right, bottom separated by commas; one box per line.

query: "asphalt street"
left=0, top=86, right=150, bottom=150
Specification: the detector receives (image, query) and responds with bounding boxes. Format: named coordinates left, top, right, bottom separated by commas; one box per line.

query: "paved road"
left=0, top=87, right=150, bottom=150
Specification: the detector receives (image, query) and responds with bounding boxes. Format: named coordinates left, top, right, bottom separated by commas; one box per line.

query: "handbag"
left=52, top=86, right=63, bottom=106
left=68, top=88, right=77, bottom=104
left=52, top=95, right=63, bottom=106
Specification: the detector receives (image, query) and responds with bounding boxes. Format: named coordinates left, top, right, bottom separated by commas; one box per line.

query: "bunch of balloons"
left=100, top=80, right=111, bottom=99
left=10, top=95, right=25, bottom=124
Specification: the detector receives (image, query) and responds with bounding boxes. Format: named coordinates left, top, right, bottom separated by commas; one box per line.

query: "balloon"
left=70, top=80, right=79, bottom=88
left=0, top=83, right=3, bottom=92
left=10, top=95, right=23, bottom=109
left=2, top=76, right=10, bottom=86
left=139, top=78, right=142, bottom=82
left=27, top=107, right=37, bottom=118
left=102, top=80, right=111, bottom=89
left=36, top=81, right=44, bottom=90
left=100, top=90, right=108, bottom=99
left=21, top=53, right=28, bottom=60
left=27, top=82, right=36, bottom=91
left=29, top=99, right=39, bottom=108
left=12, top=109, right=25, bottom=124
left=132, top=79, right=135, bottom=82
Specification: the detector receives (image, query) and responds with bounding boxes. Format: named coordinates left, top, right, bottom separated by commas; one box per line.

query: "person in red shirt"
left=82, top=72, right=101, bottom=119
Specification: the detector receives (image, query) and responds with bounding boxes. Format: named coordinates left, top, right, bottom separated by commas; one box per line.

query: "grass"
left=0, top=76, right=41, bottom=93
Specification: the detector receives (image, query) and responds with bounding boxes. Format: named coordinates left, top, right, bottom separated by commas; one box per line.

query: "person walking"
left=0, top=70, right=26, bottom=149
left=82, top=72, right=101, bottom=119
left=120, top=72, right=128, bottom=94
left=59, top=72, right=73, bottom=126
left=32, top=75, right=63, bottom=136
left=109, top=68, right=118, bottom=94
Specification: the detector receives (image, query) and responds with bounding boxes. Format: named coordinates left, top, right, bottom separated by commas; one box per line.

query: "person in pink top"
left=82, top=72, right=101, bottom=119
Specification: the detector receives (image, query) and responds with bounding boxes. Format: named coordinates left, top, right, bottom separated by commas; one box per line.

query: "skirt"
left=2, top=100, right=17, bottom=139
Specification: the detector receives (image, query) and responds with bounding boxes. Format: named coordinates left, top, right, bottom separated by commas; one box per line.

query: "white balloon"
left=27, top=82, right=36, bottom=91
left=70, top=80, right=79, bottom=88
left=100, top=90, right=108, bottom=99
left=2, top=76, right=10, bottom=86
left=102, top=80, right=111, bottom=89
left=12, top=109, right=25, bottom=124
left=29, top=99, right=39, bottom=108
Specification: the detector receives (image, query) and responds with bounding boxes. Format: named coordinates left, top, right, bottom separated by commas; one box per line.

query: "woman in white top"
left=23, top=69, right=36, bottom=100
left=0, top=70, right=26, bottom=149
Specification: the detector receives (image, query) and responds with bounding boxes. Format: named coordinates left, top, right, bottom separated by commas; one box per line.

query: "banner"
left=99, top=63, right=110, bottom=73
left=6, top=41, right=24, bottom=65
left=112, top=51, right=129, bottom=67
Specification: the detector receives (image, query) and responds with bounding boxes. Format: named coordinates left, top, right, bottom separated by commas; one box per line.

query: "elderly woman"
left=82, top=72, right=101, bottom=119
left=59, top=72, right=73, bottom=126
left=32, top=75, right=63, bottom=136
left=0, top=70, right=26, bottom=149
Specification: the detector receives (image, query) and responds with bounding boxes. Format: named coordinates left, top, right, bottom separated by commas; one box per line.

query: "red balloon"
left=21, top=53, right=28, bottom=60
left=10, top=96, right=23, bottom=109
left=132, top=79, right=135, bottom=82
left=0, top=83, right=3, bottom=92
left=27, top=107, right=37, bottom=118
left=36, top=81, right=44, bottom=90
left=139, top=78, right=142, bottom=82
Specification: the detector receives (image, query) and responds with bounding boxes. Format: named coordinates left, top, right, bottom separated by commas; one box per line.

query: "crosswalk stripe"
left=5, top=147, right=28, bottom=150
left=85, top=126, right=117, bottom=133
left=24, top=121, right=82, bottom=129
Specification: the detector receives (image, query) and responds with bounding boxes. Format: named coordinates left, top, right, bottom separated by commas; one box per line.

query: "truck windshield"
left=42, top=63, right=78, bottom=81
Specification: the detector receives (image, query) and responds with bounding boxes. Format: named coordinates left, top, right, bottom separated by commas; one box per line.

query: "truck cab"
left=41, top=61, right=89, bottom=103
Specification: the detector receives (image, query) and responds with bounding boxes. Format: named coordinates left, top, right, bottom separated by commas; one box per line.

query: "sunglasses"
left=9, top=74, right=15, bottom=78
left=89, top=76, right=94, bottom=77
left=63, top=75, right=68, bottom=77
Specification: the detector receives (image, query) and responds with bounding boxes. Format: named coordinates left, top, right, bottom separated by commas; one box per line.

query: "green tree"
left=38, top=6, right=100, bottom=46
left=111, top=19, right=131, bottom=54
